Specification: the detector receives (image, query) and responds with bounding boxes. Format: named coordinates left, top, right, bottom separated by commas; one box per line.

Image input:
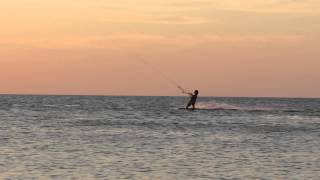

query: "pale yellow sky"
left=0, top=0, right=319, bottom=97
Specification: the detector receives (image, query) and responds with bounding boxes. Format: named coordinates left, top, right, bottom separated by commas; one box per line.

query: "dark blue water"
left=0, top=95, right=319, bottom=179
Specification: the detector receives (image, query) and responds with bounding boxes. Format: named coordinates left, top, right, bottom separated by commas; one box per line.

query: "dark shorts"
left=187, top=101, right=196, bottom=106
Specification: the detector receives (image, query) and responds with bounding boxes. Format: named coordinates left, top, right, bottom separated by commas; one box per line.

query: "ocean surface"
left=0, top=95, right=319, bottom=179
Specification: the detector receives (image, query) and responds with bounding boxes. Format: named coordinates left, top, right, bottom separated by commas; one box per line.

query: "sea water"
left=0, top=95, right=319, bottom=179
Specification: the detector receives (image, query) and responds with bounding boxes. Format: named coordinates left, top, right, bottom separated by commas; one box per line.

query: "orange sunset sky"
left=1, top=0, right=319, bottom=97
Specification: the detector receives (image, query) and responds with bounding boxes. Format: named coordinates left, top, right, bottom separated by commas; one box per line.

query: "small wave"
left=41, top=104, right=80, bottom=108
left=9, top=108, right=39, bottom=116
left=12, top=104, right=23, bottom=107
left=71, top=119, right=319, bottom=134
left=41, top=104, right=59, bottom=107
left=64, top=105, right=80, bottom=107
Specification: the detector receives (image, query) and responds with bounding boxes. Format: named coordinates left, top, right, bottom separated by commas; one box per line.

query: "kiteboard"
left=178, top=107, right=237, bottom=111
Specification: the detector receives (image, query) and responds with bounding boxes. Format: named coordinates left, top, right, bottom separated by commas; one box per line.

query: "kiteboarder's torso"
left=189, top=94, right=198, bottom=104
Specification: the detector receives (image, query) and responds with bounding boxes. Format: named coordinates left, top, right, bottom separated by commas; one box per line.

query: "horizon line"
left=0, top=93, right=319, bottom=99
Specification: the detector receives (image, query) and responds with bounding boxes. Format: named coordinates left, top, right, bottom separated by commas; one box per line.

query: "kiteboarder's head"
left=194, top=90, right=199, bottom=95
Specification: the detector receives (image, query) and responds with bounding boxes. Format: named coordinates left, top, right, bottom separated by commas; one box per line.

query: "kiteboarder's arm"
left=182, top=91, right=193, bottom=96
left=178, top=85, right=192, bottom=96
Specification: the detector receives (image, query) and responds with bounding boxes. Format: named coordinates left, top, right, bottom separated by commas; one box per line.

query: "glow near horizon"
left=0, top=0, right=319, bottom=97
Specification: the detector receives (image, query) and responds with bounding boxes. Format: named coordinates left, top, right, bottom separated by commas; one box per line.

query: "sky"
left=0, top=0, right=319, bottom=97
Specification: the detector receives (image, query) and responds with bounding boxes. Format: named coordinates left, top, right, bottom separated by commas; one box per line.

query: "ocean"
left=0, top=95, right=319, bottom=179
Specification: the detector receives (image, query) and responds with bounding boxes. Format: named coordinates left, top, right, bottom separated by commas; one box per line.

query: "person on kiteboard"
left=184, top=90, right=199, bottom=110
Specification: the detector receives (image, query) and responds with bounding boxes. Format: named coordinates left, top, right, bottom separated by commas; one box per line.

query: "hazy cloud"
left=0, top=34, right=309, bottom=50
left=166, top=0, right=320, bottom=14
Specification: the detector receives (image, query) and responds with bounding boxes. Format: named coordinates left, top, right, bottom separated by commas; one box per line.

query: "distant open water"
left=0, top=95, right=319, bottom=179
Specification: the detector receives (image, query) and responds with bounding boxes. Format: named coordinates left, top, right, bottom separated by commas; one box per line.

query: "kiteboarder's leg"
left=186, top=102, right=192, bottom=109
left=192, top=103, right=195, bottom=110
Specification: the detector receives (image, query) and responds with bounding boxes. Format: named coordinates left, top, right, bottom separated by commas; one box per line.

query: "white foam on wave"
left=196, top=101, right=276, bottom=111
left=196, top=102, right=240, bottom=110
